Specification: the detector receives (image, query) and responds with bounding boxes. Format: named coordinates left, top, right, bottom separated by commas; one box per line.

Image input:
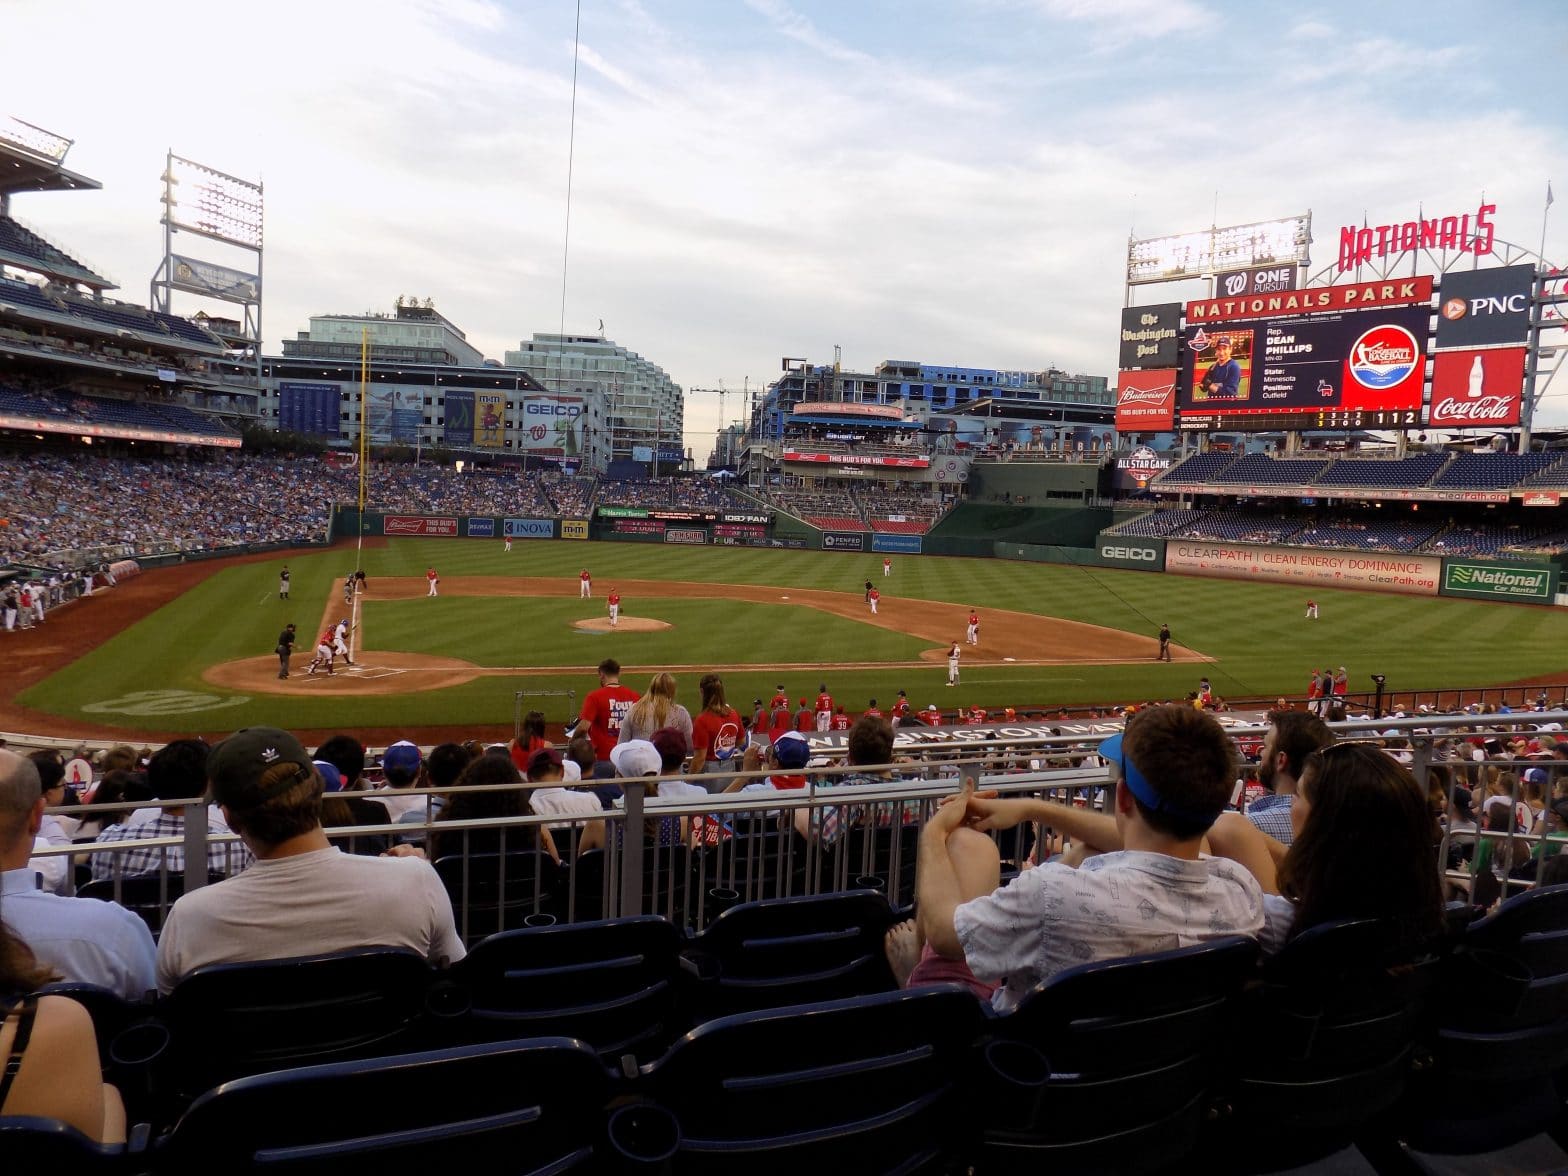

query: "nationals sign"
left=1115, top=369, right=1177, bottom=431
left=1428, top=347, right=1526, bottom=427
left=1337, top=203, right=1497, bottom=272
left=1187, top=277, right=1431, bottom=324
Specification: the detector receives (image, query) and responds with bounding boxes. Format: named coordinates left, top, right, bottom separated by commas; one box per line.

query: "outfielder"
left=883, top=557, right=892, bottom=577
left=607, top=589, right=621, bottom=627
left=1304, top=598, right=1319, bottom=620
left=504, top=535, right=512, bottom=552
left=580, top=568, right=592, bottom=598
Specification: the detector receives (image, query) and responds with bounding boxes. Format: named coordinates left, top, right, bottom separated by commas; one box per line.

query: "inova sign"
left=1442, top=561, right=1554, bottom=603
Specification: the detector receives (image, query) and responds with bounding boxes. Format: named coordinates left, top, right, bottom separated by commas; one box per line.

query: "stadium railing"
left=34, top=712, right=1568, bottom=937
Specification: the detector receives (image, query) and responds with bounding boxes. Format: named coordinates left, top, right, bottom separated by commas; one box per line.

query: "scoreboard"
left=1177, top=408, right=1422, bottom=432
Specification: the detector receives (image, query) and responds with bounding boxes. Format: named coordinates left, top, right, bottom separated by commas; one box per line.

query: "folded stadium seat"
left=446, top=916, right=685, bottom=1062
left=1396, top=884, right=1568, bottom=1173
left=28, top=981, right=146, bottom=1068
left=682, top=890, right=898, bottom=1020
left=434, top=850, right=565, bottom=943
left=153, top=1038, right=617, bottom=1175
left=640, top=985, right=986, bottom=1174
left=0, top=1117, right=140, bottom=1172
left=694, top=825, right=808, bottom=915
left=77, top=873, right=228, bottom=939
left=142, top=946, right=439, bottom=1114
left=1206, top=918, right=1443, bottom=1174
left=814, top=823, right=921, bottom=907
left=567, top=839, right=695, bottom=925
left=975, top=935, right=1257, bottom=1175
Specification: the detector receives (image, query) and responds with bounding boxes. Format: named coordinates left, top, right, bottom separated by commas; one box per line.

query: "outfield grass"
left=21, top=537, right=1568, bottom=735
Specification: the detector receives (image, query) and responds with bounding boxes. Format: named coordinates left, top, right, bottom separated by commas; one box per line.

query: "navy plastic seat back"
left=980, top=935, right=1258, bottom=1174
left=163, top=947, right=435, bottom=1100
left=157, top=1038, right=610, bottom=1175
left=1219, top=918, right=1437, bottom=1168
left=642, top=985, right=986, bottom=1175
left=0, top=1117, right=125, bottom=1171
left=451, top=916, right=683, bottom=1060
left=434, top=850, right=563, bottom=942
left=29, top=983, right=142, bottom=1065
left=686, top=890, right=897, bottom=1019
left=1402, top=885, right=1568, bottom=1157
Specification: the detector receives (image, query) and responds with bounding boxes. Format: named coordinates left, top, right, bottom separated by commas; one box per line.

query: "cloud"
left=1015, top=0, right=1215, bottom=40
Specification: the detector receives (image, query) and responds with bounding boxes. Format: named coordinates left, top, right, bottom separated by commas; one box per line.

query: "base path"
left=202, top=575, right=1208, bottom=698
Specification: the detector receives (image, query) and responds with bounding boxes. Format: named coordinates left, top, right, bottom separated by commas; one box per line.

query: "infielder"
left=607, top=590, right=620, bottom=627
left=966, top=609, right=979, bottom=646
left=426, top=567, right=440, bottom=597
left=333, top=618, right=355, bottom=666
left=868, top=586, right=880, bottom=615
left=882, top=557, right=892, bottom=577
left=278, top=565, right=290, bottom=600
left=580, top=568, right=592, bottom=598
left=946, top=642, right=960, bottom=687
left=306, top=628, right=336, bottom=676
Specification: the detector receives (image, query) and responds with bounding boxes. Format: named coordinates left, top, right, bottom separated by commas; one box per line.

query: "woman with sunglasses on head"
left=1205, top=742, right=1445, bottom=955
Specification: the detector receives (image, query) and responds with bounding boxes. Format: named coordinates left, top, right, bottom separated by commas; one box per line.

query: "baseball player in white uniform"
left=333, top=618, right=354, bottom=666
left=946, top=642, right=960, bottom=687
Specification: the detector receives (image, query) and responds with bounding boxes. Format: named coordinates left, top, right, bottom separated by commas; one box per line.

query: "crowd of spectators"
left=362, top=466, right=555, bottom=517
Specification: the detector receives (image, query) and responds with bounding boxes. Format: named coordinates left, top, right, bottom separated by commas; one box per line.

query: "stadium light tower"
left=150, top=151, right=264, bottom=388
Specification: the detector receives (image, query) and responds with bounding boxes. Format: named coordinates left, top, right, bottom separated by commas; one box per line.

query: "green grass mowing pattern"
left=370, top=596, right=934, bottom=667
left=19, top=536, right=1568, bottom=734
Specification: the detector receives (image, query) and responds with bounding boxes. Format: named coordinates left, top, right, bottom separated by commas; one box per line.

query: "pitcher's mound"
left=573, top=616, right=670, bottom=634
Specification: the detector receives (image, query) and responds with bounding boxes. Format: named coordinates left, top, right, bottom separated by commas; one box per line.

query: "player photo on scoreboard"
left=1186, top=326, right=1255, bottom=403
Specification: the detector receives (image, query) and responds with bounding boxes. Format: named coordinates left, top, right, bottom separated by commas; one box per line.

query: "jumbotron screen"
left=1177, top=277, right=1433, bottom=432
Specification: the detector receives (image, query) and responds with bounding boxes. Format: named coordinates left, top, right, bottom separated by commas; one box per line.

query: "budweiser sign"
left=1428, top=347, right=1525, bottom=427
left=1338, top=202, right=1496, bottom=272
left=1114, top=369, right=1177, bottom=431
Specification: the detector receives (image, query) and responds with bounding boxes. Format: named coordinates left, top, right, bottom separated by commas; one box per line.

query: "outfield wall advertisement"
left=1165, top=540, right=1440, bottom=596
left=505, top=518, right=557, bottom=539
left=560, top=519, right=590, bottom=540
left=384, top=515, right=460, bottom=537
left=821, top=531, right=867, bottom=551
left=1440, top=560, right=1557, bottom=604
left=1092, top=534, right=1167, bottom=570
left=872, top=533, right=923, bottom=554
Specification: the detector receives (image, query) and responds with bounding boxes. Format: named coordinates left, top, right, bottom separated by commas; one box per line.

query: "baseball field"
left=9, top=536, right=1568, bottom=742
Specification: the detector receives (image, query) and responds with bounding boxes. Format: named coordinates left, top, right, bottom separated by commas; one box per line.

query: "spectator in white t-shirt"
left=155, top=727, right=465, bottom=994
left=525, top=747, right=604, bottom=852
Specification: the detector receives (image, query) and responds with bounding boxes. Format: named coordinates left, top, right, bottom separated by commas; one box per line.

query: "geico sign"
left=525, top=403, right=582, bottom=416
left=1102, top=545, right=1158, bottom=562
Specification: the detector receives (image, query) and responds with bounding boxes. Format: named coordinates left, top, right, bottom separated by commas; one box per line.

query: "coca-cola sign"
left=1428, top=347, right=1525, bottom=427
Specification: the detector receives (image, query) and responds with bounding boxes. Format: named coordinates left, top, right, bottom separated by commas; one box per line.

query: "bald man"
left=0, top=750, right=156, bottom=1000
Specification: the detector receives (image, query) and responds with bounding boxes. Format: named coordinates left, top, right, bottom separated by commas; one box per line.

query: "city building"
left=505, top=333, right=685, bottom=476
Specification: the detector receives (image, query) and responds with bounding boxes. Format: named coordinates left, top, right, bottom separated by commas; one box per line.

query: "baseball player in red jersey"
left=830, top=707, right=851, bottom=731
left=307, top=628, right=336, bottom=675
left=579, top=568, right=592, bottom=598
left=794, top=698, right=814, bottom=732
left=966, top=609, right=979, bottom=645
left=504, top=534, right=512, bottom=552
left=868, top=587, right=880, bottom=615
left=863, top=699, right=883, bottom=720
left=891, top=691, right=910, bottom=727
left=769, top=684, right=789, bottom=711
left=882, top=557, right=892, bottom=577
left=607, top=590, right=621, bottom=627
left=426, top=567, right=440, bottom=597
left=814, top=684, right=834, bottom=732
left=921, top=702, right=942, bottom=725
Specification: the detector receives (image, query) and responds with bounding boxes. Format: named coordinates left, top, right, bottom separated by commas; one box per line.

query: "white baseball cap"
left=610, top=739, right=661, bottom=779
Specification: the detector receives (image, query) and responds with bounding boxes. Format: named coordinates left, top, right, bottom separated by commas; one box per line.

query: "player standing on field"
left=278, top=565, right=290, bottom=600
left=947, top=642, right=960, bottom=687
left=1305, top=598, right=1318, bottom=619
left=580, top=568, right=592, bottom=598
left=868, top=586, right=880, bottom=615
left=966, top=609, right=980, bottom=646
left=815, top=683, right=834, bottom=732
left=883, top=557, right=892, bottom=577
left=426, top=567, right=440, bottom=597
left=607, top=589, right=621, bottom=627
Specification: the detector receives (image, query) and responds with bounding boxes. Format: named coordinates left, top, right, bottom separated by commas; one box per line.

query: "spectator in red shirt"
left=508, top=710, right=549, bottom=773
left=794, top=698, right=814, bottom=732
left=575, top=658, right=639, bottom=782
left=690, top=673, right=746, bottom=779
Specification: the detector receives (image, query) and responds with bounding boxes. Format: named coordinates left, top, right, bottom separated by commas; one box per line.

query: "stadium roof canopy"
left=947, top=397, right=1112, bottom=422
left=0, top=117, right=101, bottom=197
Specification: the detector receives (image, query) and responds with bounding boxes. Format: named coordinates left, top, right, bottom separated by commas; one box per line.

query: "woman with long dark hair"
left=429, top=752, right=546, bottom=861
left=1207, top=742, right=1445, bottom=953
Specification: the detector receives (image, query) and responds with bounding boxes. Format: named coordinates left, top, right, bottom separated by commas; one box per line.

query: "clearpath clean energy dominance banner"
left=1165, top=540, right=1440, bottom=596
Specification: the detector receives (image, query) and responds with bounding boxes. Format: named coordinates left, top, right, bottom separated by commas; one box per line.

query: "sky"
left=4, top=0, right=1567, bottom=454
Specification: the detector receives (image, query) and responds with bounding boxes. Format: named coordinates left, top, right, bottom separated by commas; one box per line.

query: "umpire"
left=276, top=623, right=297, bottom=679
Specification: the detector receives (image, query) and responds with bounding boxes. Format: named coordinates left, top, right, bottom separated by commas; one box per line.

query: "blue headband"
left=1098, top=732, right=1222, bottom=824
